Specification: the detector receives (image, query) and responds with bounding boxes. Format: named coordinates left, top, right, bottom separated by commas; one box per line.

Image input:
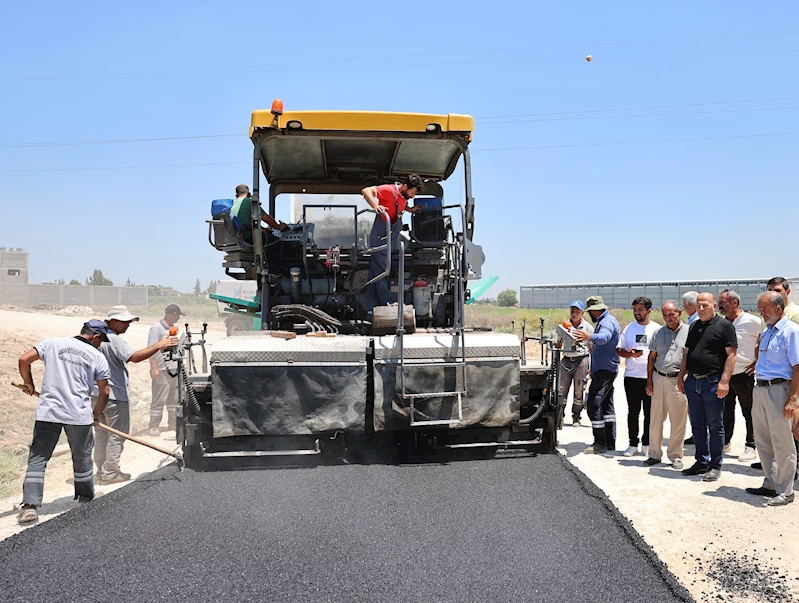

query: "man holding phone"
left=618, top=297, right=661, bottom=457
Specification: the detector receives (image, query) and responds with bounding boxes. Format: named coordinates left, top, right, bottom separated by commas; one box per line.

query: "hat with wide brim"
left=107, top=305, right=139, bottom=322
left=584, top=296, right=609, bottom=312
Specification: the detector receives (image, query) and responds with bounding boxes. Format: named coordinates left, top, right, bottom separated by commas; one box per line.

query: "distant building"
left=520, top=278, right=799, bottom=312
left=0, top=248, right=28, bottom=285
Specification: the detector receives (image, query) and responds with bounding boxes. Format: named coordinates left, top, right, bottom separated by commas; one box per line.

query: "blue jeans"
left=366, top=217, right=401, bottom=311
left=685, top=374, right=726, bottom=469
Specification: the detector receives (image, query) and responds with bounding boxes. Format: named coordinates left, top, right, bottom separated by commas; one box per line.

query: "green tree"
left=497, top=289, right=518, bottom=307
left=68, top=279, right=82, bottom=286
left=43, top=279, right=66, bottom=285
left=125, top=277, right=137, bottom=287
left=85, top=269, right=113, bottom=287
left=207, top=280, right=218, bottom=295
left=193, top=279, right=202, bottom=296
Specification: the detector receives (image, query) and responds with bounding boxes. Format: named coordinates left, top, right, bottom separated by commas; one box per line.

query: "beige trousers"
left=752, top=381, right=797, bottom=497
left=648, top=372, right=688, bottom=461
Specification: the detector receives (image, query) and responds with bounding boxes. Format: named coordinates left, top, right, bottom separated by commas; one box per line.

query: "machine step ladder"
left=396, top=238, right=468, bottom=427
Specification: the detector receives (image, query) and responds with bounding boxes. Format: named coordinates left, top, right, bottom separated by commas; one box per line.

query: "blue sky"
left=1, top=1, right=797, bottom=294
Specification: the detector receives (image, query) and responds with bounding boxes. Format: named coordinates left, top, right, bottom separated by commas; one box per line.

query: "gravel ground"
left=0, top=454, right=691, bottom=603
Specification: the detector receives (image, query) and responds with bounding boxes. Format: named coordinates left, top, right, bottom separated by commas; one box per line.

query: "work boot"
left=99, top=471, right=131, bottom=485
left=17, top=504, right=38, bottom=524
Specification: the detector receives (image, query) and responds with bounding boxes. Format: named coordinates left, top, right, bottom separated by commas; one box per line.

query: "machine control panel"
left=275, top=223, right=315, bottom=245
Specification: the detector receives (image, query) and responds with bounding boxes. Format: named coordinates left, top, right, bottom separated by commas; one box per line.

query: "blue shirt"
left=588, top=310, right=621, bottom=373
left=755, top=316, right=799, bottom=380
left=688, top=312, right=698, bottom=325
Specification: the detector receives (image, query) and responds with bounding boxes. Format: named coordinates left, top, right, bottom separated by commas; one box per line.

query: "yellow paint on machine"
left=250, top=110, right=474, bottom=140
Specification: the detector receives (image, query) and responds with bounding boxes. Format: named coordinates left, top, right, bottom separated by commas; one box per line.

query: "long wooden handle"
left=12, top=381, right=181, bottom=460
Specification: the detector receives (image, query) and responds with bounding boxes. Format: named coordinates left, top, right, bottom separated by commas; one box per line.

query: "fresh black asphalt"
left=0, top=453, right=692, bottom=602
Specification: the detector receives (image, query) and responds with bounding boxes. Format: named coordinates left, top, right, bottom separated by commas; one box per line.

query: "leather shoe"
left=681, top=462, right=709, bottom=476
left=745, top=486, right=777, bottom=497
left=702, top=467, right=721, bottom=482
left=684, top=436, right=694, bottom=445
left=751, top=462, right=763, bottom=470
left=643, top=458, right=659, bottom=467
left=766, top=493, right=795, bottom=506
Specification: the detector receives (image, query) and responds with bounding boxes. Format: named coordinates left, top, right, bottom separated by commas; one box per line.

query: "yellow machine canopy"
left=250, top=109, right=474, bottom=183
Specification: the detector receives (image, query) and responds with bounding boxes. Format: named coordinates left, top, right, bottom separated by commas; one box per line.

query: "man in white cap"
left=557, top=300, right=594, bottom=427
left=93, top=306, right=179, bottom=484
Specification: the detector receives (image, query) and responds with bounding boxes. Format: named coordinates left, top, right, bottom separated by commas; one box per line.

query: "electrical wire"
left=1, top=30, right=797, bottom=82
left=2, top=95, right=798, bottom=149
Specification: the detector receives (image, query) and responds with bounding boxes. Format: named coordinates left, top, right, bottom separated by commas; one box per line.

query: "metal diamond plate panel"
left=211, top=334, right=369, bottom=364
left=373, top=333, right=520, bottom=361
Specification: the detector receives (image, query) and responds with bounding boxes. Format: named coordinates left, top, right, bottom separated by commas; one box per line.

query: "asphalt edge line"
left=0, top=464, right=182, bottom=556
left=556, top=452, right=696, bottom=602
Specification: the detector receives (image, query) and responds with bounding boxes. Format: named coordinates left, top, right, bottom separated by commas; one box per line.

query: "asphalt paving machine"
left=177, top=101, right=560, bottom=467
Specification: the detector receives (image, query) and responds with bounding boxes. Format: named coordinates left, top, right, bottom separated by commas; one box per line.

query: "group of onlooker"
left=561, top=277, right=799, bottom=507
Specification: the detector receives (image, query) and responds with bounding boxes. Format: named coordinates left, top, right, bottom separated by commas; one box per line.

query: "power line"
left=2, top=95, right=797, bottom=149
left=475, top=95, right=799, bottom=120
left=1, top=131, right=796, bottom=172
left=0, top=161, right=247, bottom=174
left=479, top=105, right=799, bottom=125
left=473, top=131, right=799, bottom=152
left=1, top=31, right=797, bottom=82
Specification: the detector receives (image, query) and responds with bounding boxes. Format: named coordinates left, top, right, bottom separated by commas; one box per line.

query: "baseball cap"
left=569, top=300, right=585, bottom=311
left=165, top=304, right=184, bottom=316
left=107, top=305, right=139, bottom=322
left=83, top=319, right=112, bottom=341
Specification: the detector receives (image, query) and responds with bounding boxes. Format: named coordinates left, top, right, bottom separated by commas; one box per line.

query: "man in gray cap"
left=574, top=296, right=621, bottom=454
left=147, top=304, right=185, bottom=436
left=93, top=306, right=179, bottom=484
left=557, top=300, right=594, bottom=427
left=16, top=320, right=111, bottom=524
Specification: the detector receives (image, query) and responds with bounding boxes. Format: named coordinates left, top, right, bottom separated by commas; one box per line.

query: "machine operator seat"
left=207, top=213, right=256, bottom=279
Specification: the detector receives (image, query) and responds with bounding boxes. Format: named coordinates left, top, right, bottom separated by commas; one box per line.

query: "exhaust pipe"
left=290, top=267, right=302, bottom=303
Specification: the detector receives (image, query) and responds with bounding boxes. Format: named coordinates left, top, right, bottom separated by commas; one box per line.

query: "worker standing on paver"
left=745, top=291, right=799, bottom=506
left=557, top=300, right=594, bottom=427
left=618, top=296, right=661, bottom=458
left=147, top=304, right=184, bottom=436
left=645, top=301, right=689, bottom=469
left=573, top=296, right=620, bottom=455
left=94, top=306, right=179, bottom=484
left=717, top=289, right=760, bottom=462
left=677, top=293, right=737, bottom=482
left=361, top=175, right=423, bottom=312
left=16, top=320, right=112, bottom=524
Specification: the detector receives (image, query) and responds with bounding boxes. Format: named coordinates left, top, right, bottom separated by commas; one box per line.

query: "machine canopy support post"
left=463, top=147, right=475, bottom=242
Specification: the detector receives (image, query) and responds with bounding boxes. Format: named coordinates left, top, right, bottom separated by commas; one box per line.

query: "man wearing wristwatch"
left=745, top=291, right=799, bottom=506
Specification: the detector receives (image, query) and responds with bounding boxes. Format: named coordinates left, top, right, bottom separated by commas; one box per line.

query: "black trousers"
left=624, top=377, right=651, bottom=447
left=587, top=370, right=617, bottom=450
left=723, top=372, right=755, bottom=449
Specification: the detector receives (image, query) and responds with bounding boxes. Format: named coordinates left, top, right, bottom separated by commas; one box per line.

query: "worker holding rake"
left=16, top=320, right=112, bottom=524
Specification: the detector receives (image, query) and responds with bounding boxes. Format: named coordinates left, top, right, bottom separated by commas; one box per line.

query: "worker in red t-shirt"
left=361, top=174, right=423, bottom=312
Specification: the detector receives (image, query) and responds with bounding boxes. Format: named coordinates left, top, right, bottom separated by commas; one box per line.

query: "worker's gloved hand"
left=150, top=367, right=160, bottom=380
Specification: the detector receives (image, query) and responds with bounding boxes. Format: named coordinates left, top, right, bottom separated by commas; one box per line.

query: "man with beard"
left=618, top=296, right=661, bottom=457
left=745, top=291, right=799, bottom=506
left=557, top=300, right=594, bottom=427
left=573, top=296, right=621, bottom=454
left=718, top=289, right=760, bottom=462
left=361, top=175, right=423, bottom=312
left=678, top=292, right=737, bottom=482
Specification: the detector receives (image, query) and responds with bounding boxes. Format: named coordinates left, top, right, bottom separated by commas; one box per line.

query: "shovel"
left=11, top=382, right=184, bottom=471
